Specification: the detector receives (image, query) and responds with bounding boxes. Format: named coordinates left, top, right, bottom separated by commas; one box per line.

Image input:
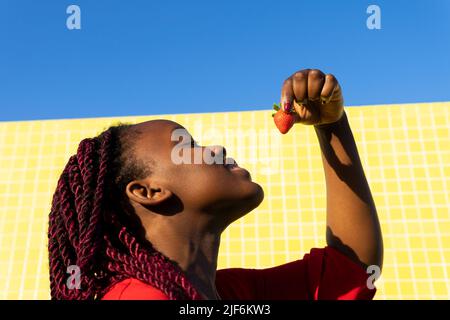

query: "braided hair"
left=48, top=122, right=202, bottom=300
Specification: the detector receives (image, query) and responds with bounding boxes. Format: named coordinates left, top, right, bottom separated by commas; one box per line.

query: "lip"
left=224, top=158, right=251, bottom=179
left=224, top=157, right=239, bottom=170
left=228, top=164, right=245, bottom=171
left=225, top=163, right=240, bottom=170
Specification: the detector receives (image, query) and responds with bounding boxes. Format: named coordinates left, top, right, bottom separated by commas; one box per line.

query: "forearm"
left=314, top=111, right=383, bottom=269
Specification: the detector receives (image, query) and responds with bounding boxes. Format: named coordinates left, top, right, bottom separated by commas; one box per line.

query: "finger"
left=307, top=69, right=326, bottom=101
left=320, top=73, right=338, bottom=103
left=280, top=77, right=294, bottom=112
left=292, top=70, right=308, bottom=105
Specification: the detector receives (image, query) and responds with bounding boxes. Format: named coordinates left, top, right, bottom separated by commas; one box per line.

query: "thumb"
left=280, top=78, right=294, bottom=112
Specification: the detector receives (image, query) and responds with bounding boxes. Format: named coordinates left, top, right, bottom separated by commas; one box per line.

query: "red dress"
left=102, top=246, right=376, bottom=300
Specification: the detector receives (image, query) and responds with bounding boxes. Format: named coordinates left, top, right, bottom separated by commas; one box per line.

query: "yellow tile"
left=244, top=240, right=257, bottom=253
left=417, top=192, right=432, bottom=203
left=436, top=128, right=448, bottom=138
left=381, top=281, right=399, bottom=296
left=391, top=223, right=406, bottom=234
left=436, top=207, right=450, bottom=220
left=438, top=221, right=450, bottom=233
left=410, top=142, right=423, bottom=152
left=397, top=266, right=413, bottom=279
left=421, top=222, right=438, bottom=234
left=428, top=166, right=444, bottom=180
left=419, top=208, right=436, bottom=220
left=396, top=252, right=412, bottom=264
left=409, top=236, right=424, bottom=248
left=427, top=251, right=444, bottom=264
left=432, top=193, right=447, bottom=205
left=416, top=282, right=433, bottom=296
left=399, top=282, right=416, bottom=296
left=426, top=153, right=439, bottom=165
left=425, top=237, right=445, bottom=249
left=413, top=266, right=431, bottom=278
left=430, top=266, right=446, bottom=279
left=244, top=255, right=257, bottom=266
left=259, top=240, right=273, bottom=251
left=432, top=281, right=450, bottom=296
left=274, top=240, right=286, bottom=252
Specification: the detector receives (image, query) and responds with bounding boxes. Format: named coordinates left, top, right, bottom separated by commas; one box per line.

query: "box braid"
left=48, top=122, right=202, bottom=300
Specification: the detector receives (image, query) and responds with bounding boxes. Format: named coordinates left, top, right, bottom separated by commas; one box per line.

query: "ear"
left=125, top=179, right=173, bottom=207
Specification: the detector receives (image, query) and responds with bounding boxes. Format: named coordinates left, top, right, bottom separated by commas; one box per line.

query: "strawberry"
left=272, top=103, right=295, bottom=134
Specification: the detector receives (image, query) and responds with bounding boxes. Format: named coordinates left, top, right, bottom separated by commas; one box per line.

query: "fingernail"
left=283, top=101, right=291, bottom=112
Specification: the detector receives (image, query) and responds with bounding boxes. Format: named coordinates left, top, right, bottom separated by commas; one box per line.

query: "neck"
left=143, top=212, right=223, bottom=300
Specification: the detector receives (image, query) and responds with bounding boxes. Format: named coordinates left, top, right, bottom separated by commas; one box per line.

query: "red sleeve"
left=215, top=246, right=376, bottom=300
left=101, top=278, right=170, bottom=300
left=102, top=246, right=376, bottom=300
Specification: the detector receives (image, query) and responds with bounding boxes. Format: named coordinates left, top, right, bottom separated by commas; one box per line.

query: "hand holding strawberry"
left=273, top=69, right=344, bottom=133
left=272, top=104, right=295, bottom=134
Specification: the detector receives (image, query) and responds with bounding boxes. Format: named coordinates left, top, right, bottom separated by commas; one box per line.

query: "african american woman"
left=48, top=68, right=383, bottom=300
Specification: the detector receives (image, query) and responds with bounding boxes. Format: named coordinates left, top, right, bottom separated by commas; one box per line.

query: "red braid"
left=48, top=124, right=202, bottom=300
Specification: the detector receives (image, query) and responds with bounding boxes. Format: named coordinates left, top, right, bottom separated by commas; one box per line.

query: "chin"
left=251, top=183, right=265, bottom=207
left=239, top=182, right=265, bottom=214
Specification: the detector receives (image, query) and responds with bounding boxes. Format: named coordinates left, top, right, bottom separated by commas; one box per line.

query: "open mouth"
left=224, top=157, right=251, bottom=179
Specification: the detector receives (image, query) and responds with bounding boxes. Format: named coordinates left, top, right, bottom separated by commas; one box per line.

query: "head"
left=48, top=119, right=264, bottom=300
left=126, top=120, right=264, bottom=227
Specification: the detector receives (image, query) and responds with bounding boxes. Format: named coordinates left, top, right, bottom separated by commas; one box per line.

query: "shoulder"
left=102, top=278, right=170, bottom=300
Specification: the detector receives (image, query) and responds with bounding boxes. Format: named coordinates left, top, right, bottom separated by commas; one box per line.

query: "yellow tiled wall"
left=0, top=102, right=449, bottom=299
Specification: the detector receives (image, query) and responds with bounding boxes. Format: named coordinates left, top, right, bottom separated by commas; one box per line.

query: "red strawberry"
left=272, top=103, right=295, bottom=134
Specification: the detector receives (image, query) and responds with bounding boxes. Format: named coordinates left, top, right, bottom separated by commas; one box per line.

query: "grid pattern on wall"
left=0, top=102, right=449, bottom=299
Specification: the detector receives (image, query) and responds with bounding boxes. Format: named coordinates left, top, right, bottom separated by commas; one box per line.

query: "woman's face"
left=128, top=120, right=264, bottom=224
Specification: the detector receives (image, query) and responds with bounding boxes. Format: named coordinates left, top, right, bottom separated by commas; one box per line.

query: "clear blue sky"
left=1, top=0, right=449, bottom=121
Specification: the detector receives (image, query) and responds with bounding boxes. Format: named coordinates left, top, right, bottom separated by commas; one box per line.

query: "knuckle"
left=325, top=73, right=337, bottom=83
left=293, top=72, right=306, bottom=81
left=309, top=69, right=324, bottom=80
left=283, top=77, right=293, bottom=86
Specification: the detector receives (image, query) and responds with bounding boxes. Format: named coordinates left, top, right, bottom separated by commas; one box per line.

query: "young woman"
left=48, top=68, right=383, bottom=300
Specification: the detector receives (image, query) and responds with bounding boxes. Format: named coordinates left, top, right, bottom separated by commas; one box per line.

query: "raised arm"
left=279, top=69, right=383, bottom=270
